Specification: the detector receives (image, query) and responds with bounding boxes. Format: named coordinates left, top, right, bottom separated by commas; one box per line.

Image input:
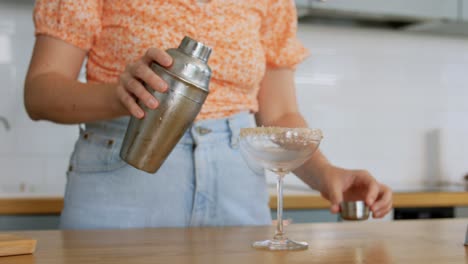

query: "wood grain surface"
left=3, top=219, right=468, bottom=264
left=0, top=234, right=36, bottom=257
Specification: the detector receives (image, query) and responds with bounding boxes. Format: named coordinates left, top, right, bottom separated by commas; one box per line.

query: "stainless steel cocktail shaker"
left=120, top=36, right=212, bottom=173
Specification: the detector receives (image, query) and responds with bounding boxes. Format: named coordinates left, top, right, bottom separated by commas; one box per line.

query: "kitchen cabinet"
left=296, top=0, right=461, bottom=21
left=0, top=212, right=337, bottom=231
left=272, top=209, right=338, bottom=223
left=1, top=192, right=468, bottom=230
left=456, top=207, right=468, bottom=217
left=394, top=207, right=455, bottom=219
left=0, top=216, right=58, bottom=231
left=2, top=207, right=468, bottom=231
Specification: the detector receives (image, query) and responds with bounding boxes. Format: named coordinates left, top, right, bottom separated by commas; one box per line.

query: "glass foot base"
left=252, top=239, right=308, bottom=251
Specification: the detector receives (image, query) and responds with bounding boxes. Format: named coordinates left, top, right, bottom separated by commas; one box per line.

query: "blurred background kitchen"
left=0, top=0, right=467, bottom=229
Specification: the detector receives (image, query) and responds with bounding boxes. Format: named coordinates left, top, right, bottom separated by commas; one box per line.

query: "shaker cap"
left=151, top=36, right=212, bottom=93
left=178, top=36, right=212, bottom=62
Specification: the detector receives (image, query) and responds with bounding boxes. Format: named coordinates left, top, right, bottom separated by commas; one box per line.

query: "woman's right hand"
left=116, top=48, right=173, bottom=118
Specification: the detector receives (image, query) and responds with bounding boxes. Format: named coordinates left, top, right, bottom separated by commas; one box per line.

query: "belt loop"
left=189, top=126, right=198, bottom=145
left=227, top=117, right=239, bottom=149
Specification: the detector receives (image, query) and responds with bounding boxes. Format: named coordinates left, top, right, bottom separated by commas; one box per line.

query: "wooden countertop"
left=4, top=219, right=468, bottom=264
left=1, top=191, right=468, bottom=215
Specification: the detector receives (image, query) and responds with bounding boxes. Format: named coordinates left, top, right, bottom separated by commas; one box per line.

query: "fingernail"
left=136, top=109, right=144, bottom=118
left=148, top=98, right=158, bottom=108
left=160, top=82, right=168, bottom=91
left=164, top=56, right=172, bottom=65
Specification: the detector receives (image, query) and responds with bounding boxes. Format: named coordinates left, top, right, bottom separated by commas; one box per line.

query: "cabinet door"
left=296, top=0, right=460, bottom=21
left=0, top=216, right=60, bottom=230
left=456, top=207, right=468, bottom=218
left=272, top=209, right=339, bottom=223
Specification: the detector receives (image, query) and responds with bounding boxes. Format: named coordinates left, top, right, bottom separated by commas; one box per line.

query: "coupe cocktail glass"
left=239, top=127, right=322, bottom=250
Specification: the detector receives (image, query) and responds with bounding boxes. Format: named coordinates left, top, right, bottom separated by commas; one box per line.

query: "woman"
left=25, top=0, right=392, bottom=229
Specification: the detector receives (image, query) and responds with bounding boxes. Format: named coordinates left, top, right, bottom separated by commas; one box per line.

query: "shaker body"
left=120, top=70, right=206, bottom=173
left=120, top=37, right=212, bottom=173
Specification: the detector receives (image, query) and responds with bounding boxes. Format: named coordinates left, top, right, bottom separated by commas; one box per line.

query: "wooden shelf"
left=268, top=192, right=468, bottom=209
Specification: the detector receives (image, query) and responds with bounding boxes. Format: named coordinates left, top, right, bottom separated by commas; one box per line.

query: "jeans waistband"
left=83, top=112, right=256, bottom=147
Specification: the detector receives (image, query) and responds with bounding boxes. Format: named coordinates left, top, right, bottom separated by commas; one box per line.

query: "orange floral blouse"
left=34, top=0, right=308, bottom=120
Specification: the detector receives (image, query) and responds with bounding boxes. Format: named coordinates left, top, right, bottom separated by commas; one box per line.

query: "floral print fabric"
left=34, top=0, right=308, bottom=119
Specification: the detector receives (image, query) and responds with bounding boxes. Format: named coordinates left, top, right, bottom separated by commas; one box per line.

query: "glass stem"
left=274, top=172, right=286, bottom=240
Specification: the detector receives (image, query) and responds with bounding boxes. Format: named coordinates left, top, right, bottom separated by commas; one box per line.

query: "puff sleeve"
left=34, top=0, right=103, bottom=51
left=260, top=0, right=309, bottom=68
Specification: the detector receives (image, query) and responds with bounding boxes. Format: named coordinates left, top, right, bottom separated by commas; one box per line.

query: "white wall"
left=0, top=1, right=77, bottom=195
left=286, top=24, right=468, bottom=190
left=1, top=1, right=467, bottom=195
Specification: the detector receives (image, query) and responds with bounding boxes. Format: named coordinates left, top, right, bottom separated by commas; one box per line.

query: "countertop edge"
left=1, top=192, right=468, bottom=215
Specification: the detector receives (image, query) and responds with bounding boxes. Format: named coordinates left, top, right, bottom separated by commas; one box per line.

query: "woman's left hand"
left=317, top=166, right=393, bottom=218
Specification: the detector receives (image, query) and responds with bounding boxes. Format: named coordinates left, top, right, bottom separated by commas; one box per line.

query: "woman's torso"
left=89, top=0, right=270, bottom=119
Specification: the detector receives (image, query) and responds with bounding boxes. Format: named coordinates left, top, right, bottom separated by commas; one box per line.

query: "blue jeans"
left=60, top=112, right=271, bottom=229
